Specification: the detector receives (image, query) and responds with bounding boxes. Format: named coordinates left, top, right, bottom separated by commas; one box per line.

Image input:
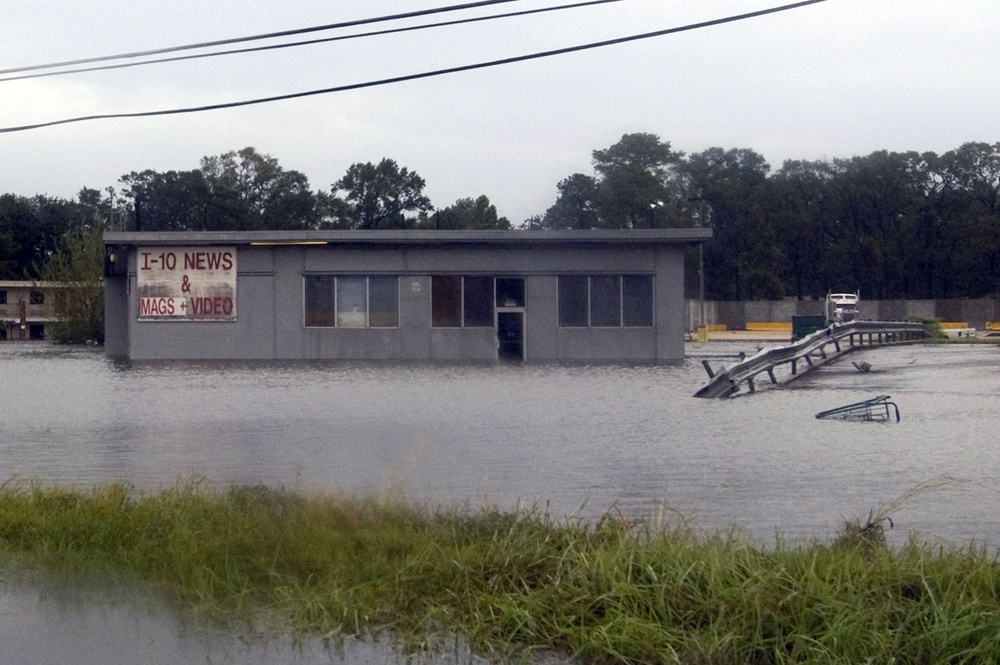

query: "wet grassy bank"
left=0, top=480, right=998, bottom=664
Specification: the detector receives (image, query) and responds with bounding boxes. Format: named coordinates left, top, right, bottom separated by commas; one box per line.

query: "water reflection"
left=0, top=577, right=490, bottom=665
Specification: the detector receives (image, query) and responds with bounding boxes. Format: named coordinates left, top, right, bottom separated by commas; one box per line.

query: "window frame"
left=462, top=275, right=495, bottom=328
left=557, top=276, right=588, bottom=327
left=431, top=275, right=498, bottom=329
left=557, top=274, right=654, bottom=328
left=303, top=275, right=400, bottom=329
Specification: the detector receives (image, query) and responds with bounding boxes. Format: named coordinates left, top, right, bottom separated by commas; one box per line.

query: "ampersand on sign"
left=181, top=275, right=192, bottom=293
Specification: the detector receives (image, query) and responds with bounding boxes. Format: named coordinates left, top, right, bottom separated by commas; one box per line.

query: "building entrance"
left=497, top=311, right=524, bottom=361
left=495, top=277, right=525, bottom=361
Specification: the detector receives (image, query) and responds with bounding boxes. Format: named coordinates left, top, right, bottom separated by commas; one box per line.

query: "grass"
left=0, top=478, right=999, bottom=664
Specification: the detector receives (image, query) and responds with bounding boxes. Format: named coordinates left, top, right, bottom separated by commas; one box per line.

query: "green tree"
left=421, top=196, right=511, bottom=230
left=329, top=159, right=432, bottom=229
left=830, top=151, right=929, bottom=300
left=771, top=159, right=840, bottom=299
left=682, top=148, right=782, bottom=300
left=540, top=174, right=599, bottom=229
left=0, top=194, right=78, bottom=280
left=36, top=222, right=106, bottom=344
left=592, top=133, right=689, bottom=228
left=942, top=141, right=1000, bottom=214
left=119, top=169, right=211, bottom=231
left=936, top=142, right=1000, bottom=297
left=119, top=148, right=320, bottom=231
left=200, top=147, right=320, bottom=230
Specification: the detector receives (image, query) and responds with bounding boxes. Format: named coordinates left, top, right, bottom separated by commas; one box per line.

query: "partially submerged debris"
left=816, top=395, right=899, bottom=422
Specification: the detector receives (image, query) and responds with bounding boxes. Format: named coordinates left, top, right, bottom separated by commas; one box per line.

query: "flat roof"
left=0, top=281, right=67, bottom=288
left=104, top=228, right=712, bottom=247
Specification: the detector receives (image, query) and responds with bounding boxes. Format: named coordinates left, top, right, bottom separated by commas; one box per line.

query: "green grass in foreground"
left=0, top=479, right=999, bottom=664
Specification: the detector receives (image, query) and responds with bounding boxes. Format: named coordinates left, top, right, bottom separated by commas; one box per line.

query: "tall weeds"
left=0, top=478, right=998, bottom=664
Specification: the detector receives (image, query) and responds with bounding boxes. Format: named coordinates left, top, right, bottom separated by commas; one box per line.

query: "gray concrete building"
left=103, top=229, right=710, bottom=362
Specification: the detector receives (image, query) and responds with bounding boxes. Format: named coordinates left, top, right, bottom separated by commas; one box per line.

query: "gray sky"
left=2, top=0, right=997, bottom=224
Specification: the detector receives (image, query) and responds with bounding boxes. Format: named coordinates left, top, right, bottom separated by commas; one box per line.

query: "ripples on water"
left=2, top=340, right=999, bottom=544
left=1, top=340, right=999, bottom=662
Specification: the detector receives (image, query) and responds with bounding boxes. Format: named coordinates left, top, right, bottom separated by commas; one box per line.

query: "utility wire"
left=0, top=0, right=829, bottom=134
left=0, top=0, right=529, bottom=75
left=0, top=0, right=622, bottom=83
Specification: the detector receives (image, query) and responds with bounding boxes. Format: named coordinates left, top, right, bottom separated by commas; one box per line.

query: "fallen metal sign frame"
left=816, top=395, right=900, bottom=422
left=693, top=321, right=929, bottom=398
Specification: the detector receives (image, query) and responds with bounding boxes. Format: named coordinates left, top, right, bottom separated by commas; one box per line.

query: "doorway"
left=494, top=277, right=525, bottom=361
left=497, top=311, right=524, bottom=361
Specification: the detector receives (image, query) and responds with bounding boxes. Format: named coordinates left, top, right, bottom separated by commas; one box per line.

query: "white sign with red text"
left=136, top=247, right=237, bottom=321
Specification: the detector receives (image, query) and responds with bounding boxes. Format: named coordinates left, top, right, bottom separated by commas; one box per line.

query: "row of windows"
left=304, top=276, right=399, bottom=328
left=303, top=275, right=653, bottom=329
left=0, top=290, right=44, bottom=305
left=431, top=276, right=525, bottom=328
left=558, top=275, right=653, bottom=328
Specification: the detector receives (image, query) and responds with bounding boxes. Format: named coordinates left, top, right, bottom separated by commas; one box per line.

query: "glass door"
left=497, top=311, right=524, bottom=361
left=495, top=277, right=525, bottom=361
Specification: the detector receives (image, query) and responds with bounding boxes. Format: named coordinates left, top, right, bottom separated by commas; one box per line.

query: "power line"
left=0, top=0, right=528, bottom=75
left=0, top=0, right=829, bottom=134
left=0, top=0, right=622, bottom=84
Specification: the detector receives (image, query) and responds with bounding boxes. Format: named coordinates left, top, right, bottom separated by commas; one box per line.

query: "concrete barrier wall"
left=685, top=298, right=1000, bottom=331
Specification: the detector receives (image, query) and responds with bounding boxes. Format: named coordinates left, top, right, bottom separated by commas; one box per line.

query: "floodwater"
left=1, top=340, right=999, bottom=663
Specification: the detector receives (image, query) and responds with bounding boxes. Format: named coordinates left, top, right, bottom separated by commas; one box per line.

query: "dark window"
left=29, top=290, right=44, bottom=305
left=431, top=276, right=462, bottom=327
left=0, top=290, right=6, bottom=305
left=433, top=276, right=520, bottom=328
left=463, top=276, right=494, bottom=327
left=304, top=276, right=335, bottom=327
left=558, top=275, right=653, bottom=328
left=622, top=275, right=653, bottom=326
left=495, top=278, right=525, bottom=308
left=558, top=276, right=588, bottom=327
left=590, top=275, right=621, bottom=327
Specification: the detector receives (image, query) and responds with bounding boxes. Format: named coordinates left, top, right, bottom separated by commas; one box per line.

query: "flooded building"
left=103, top=229, right=710, bottom=362
left=0, top=281, right=64, bottom=340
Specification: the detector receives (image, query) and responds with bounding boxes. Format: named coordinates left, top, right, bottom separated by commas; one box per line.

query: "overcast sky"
left=2, top=0, right=997, bottom=224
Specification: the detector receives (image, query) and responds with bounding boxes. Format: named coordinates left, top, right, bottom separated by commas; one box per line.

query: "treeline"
left=533, top=134, right=1000, bottom=302
left=3, top=138, right=999, bottom=301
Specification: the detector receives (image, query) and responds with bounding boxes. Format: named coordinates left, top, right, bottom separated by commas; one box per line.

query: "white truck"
left=826, top=292, right=860, bottom=324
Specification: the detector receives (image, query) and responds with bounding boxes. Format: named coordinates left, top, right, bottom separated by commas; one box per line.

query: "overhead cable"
left=0, top=0, right=829, bottom=134
left=0, top=0, right=623, bottom=83
left=0, top=0, right=528, bottom=75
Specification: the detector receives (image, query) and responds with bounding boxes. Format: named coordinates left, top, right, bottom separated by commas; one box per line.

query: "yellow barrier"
left=986, top=322, right=1000, bottom=331
left=706, top=324, right=727, bottom=332
left=745, top=322, right=793, bottom=331
left=938, top=322, right=970, bottom=329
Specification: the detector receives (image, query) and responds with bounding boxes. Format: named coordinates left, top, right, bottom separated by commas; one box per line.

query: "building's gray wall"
left=656, top=246, right=686, bottom=361
left=103, top=275, right=129, bottom=357
left=110, top=240, right=694, bottom=363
